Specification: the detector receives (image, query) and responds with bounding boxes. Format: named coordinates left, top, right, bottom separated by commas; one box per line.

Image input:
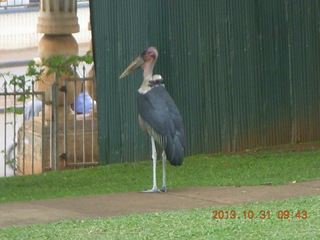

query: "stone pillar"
left=17, top=0, right=87, bottom=175
left=36, top=0, right=81, bottom=120
left=37, top=0, right=79, bottom=35
left=85, top=21, right=97, bottom=102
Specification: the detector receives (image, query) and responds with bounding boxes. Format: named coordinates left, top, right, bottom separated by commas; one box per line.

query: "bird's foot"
left=160, top=185, right=167, bottom=193
left=141, top=186, right=162, bottom=193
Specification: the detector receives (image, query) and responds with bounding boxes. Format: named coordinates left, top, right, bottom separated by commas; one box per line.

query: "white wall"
left=0, top=7, right=91, bottom=50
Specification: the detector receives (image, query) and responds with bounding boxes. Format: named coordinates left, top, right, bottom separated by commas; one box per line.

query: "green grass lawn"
left=0, top=145, right=319, bottom=239
left=0, top=146, right=320, bottom=203
left=0, top=195, right=319, bottom=239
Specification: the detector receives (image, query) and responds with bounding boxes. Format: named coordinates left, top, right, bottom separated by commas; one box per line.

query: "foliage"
left=30, top=51, right=93, bottom=77
left=0, top=191, right=319, bottom=239
left=2, top=50, right=93, bottom=97
left=4, top=51, right=94, bottom=106
left=0, top=146, right=319, bottom=203
left=0, top=51, right=94, bottom=165
left=0, top=146, right=319, bottom=238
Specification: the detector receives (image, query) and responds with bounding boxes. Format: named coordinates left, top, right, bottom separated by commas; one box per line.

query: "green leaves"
left=5, top=107, right=24, bottom=115
left=41, top=50, right=93, bottom=76
left=1, top=51, right=94, bottom=113
left=26, top=60, right=44, bottom=82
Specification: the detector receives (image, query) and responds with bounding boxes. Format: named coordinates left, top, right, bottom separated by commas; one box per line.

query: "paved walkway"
left=0, top=179, right=319, bottom=228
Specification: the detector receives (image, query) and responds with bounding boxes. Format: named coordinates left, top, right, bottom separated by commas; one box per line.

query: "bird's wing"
left=137, top=86, right=184, bottom=165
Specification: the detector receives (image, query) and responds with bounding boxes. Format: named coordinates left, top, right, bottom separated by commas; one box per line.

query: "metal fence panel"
left=63, top=67, right=99, bottom=168
left=0, top=63, right=97, bottom=177
left=90, top=0, right=320, bottom=164
left=0, top=78, right=45, bottom=177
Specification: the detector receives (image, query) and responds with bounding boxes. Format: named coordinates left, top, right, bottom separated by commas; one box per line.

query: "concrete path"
left=1, top=179, right=319, bottom=228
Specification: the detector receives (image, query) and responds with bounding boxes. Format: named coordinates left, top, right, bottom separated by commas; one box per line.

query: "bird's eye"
left=147, top=51, right=156, bottom=59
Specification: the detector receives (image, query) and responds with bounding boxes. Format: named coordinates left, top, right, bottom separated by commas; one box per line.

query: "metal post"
left=82, top=65, right=86, bottom=164
left=41, top=91, right=45, bottom=173
left=22, top=81, right=26, bottom=175
left=63, top=81, right=68, bottom=167
left=73, top=68, right=77, bottom=166
left=91, top=77, right=94, bottom=163
left=13, top=83, right=17, bottom=175
left=3, top=82, right=7, bottom=177
left=31, top=82, right=35, bottom=174
left=51, top=72, right=60, bottom=171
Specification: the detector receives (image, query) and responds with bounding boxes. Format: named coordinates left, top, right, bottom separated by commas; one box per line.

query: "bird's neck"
left=143, top=60, right=155, bottom=80
left=139, top=60, right=155, bottom=94
left=139, top=80, right=152, bottom=94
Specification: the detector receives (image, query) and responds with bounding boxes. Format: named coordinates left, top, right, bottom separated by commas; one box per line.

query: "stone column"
left=17, top=0, right=84, bottom=175
left=36, top=0, right=81, bottom=120
left=37, top=0, right=79, bottom=35
left=85, top=21, right=97, bottom=102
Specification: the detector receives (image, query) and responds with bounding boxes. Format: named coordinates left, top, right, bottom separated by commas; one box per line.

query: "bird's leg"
left=160, top=151, right=167, bottom=192
left=141, top=136, right=161, bottom=193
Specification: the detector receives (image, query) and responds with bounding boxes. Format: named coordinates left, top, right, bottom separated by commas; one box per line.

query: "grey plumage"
left=137, top=85, right=184, bottom=166
left=120, top=46, right=184, bottom=192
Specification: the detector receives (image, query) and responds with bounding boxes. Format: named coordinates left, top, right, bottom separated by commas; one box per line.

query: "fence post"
left=50, top=72, right=60, bottom=171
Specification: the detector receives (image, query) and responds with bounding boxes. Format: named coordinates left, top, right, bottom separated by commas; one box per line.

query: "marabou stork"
left=120, top=47, right=185, bottom=193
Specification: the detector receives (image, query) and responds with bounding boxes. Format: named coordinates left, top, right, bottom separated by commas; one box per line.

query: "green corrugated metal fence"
left=90, top=0, right=320, bottom=164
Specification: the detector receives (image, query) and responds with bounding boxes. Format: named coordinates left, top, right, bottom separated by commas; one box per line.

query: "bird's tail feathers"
left=166, top=135, right=184, bottom=166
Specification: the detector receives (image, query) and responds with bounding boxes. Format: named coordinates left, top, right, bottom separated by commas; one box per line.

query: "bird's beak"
left=119, top=56, right=145, bottom=79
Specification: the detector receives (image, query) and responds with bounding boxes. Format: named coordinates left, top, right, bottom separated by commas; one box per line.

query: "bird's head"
left=140, top=47, right=158, bottom=62
left=119, top=47, right=158, bottom=79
